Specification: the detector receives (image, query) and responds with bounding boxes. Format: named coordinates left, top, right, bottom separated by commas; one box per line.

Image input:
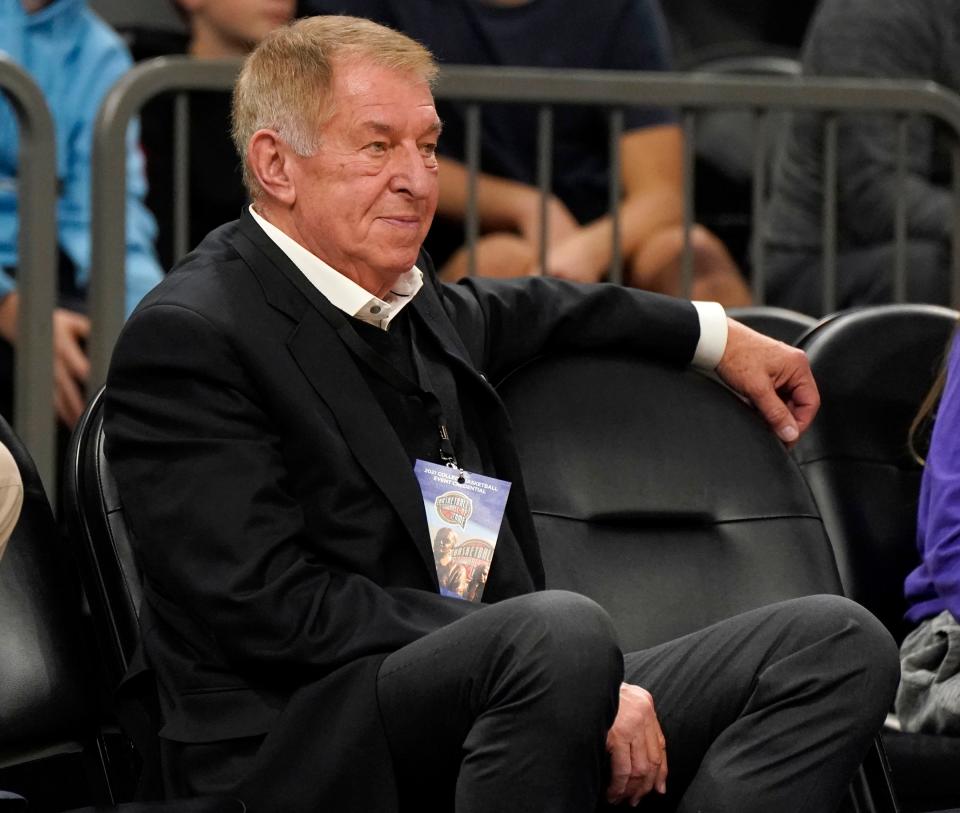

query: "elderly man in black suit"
left=104, top=15, right=899, bottom=813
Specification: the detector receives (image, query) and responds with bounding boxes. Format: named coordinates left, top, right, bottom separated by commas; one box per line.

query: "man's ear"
left=247, top=130, right=298, bottom=206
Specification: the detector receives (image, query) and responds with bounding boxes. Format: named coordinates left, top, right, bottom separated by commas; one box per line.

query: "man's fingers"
left=627, top=702, right=667, bottom=805
left=653, top=728, right=668, bottom=796
left=748, top=381, right=800, bottom=445
left=54, top=310, right=91, bottom=382
left=52, top=310, right=91, bottom=427
left=58, top=335, right=90, bottom=383
left=606, top=737, right=633, bottom=802
left=54, top=361, right=85, bottom=428
left=62, top=309, right=92, bottom=340
left=783, top=376, right=820, bottom=436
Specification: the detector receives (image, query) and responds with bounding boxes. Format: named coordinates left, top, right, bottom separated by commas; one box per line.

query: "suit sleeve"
left=105, top=301, right=477, bottom=684
left=438, top=275, right=701, bottom=381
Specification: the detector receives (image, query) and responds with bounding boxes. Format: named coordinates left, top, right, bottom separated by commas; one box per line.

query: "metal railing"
left=89, top=61, right=960, bottom=389
left=90, top=55, right=241, bottom=395
left=435, top=67, right=960, bottom=312
left=0, top=55, right=57, bottom=496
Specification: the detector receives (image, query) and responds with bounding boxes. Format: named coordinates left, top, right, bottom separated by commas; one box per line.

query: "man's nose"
left=388, top=144, right=435, bottom=198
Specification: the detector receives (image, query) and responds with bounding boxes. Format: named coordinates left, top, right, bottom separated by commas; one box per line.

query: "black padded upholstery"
left=61, top=391, right=246, bottom=813
left=795, top=304, right=960, bottom=813
left=497, top=351, right=841, bottom=650
left=63, top=387, right=142, bottom=691
left=497, top=349, right=896, bottom=811
left=795, top=304, right=958, bottom=642
left=0, top=411, right=111, bottom=808
left=727, top=305, right=817, bottom=346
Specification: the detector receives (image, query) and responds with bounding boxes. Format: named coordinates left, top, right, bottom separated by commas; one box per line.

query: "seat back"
left=727, top=305, right=817, bottom=345
left=62, top=387, right=142, bottom=693
left=0, top=413, right=109, bottom=806
left=795, top=304, right=959, bottom=643
left=497, top=351, right=841, bottom=652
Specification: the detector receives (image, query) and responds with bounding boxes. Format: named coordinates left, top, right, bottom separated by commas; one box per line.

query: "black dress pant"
left=377, top=591, right=899, bottom=813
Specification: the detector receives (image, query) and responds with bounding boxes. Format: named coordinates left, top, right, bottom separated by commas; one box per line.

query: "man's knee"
left=497, top=591, right=623, bottom=728
left=507, top=591, right=621, bottom=669
left=789, top=594, right=900, bottom=710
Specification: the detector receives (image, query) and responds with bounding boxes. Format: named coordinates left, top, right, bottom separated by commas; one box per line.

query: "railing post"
left=0, top=57, right=57, bottom=497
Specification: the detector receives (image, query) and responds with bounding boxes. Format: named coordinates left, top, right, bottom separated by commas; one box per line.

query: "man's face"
left=192, top=0, right=293, bottom=50
left=285, top=59, right=441, bottom=290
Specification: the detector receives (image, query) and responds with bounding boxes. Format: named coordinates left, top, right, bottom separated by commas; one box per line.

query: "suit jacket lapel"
left=232, top=214, right=436, bottom=581
left=409, top=277, right=484, bottom=382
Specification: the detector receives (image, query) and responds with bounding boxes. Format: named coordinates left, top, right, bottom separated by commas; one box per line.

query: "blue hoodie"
left=0, top=0, right=162, bottom=316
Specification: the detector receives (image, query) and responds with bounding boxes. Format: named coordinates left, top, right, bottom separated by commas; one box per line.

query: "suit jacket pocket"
left=160, top=685, right=282, bottom=743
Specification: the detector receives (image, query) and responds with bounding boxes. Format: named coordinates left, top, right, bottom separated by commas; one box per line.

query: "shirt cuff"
left=691, top=301, right=728, bottom=370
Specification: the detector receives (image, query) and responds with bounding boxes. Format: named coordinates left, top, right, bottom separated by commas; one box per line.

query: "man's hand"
left=606, top=683, right=668, bottom=806
left=542, top=225, right=610, bottom=283
left=513, top=192, right=580, bottom=259
left=0, top=293, right=91, bottom=428
left=53, top=308, right=91, bottom=428
left=715, top=318, right=820, bottom=446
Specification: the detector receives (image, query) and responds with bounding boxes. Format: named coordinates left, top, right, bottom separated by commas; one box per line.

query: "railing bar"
left=88, top=59, right=960, bottom=384
left=893, top=115, right=909, bottom=303
left=607, top=109, right=624, bottom=285
left=822, top=115, right=839, bottom=315
left=750, top=109, right=769, bottom=303
left=537, top=106, right=553, bottom=275
left=173, top=92, right=190, bottom=263
left=465, top=104, right=481, bottom=278
left=681, top=110, right=696, bottom=298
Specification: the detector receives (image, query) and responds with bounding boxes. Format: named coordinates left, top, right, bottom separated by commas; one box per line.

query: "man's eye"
left=420, top=143, right=438, bottom=158
left=365, top=142, right=387, bottom=155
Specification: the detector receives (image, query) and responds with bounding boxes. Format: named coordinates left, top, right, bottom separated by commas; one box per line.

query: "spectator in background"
left=662, top=0, right=816, bottom=67
left=299, top=0, right=752, bottom=305
left=0, top=0, right=164, bottom=427
left=141, top=0, right=294, bottom=271
left=763, top=0, right=958, bottom=317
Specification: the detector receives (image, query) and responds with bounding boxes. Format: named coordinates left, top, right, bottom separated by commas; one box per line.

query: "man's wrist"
left=690, top=302, right=727, bottom=370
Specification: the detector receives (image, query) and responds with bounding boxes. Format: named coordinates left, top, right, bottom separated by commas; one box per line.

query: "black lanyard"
left=336, top=320, right=465, bottom=480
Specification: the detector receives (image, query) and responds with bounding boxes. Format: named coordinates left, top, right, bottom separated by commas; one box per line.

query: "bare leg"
left=628, top=225, right=752, bottom=307
left=440, top=233, right=535, bottom=282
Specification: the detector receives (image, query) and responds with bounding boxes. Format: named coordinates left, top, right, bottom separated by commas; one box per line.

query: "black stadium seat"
left=796, top=304, right=960, bottom=813
left=0, top=411, right=116, bottom=810
left=727, top=304, right=816, bottom=345
left=496, top=349, right=896, bottom=811
left=0, top=401, right=243, bottom=812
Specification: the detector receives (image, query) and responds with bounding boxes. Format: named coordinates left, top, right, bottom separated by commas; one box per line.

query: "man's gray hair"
left=231, top=15, right=438, bottom=198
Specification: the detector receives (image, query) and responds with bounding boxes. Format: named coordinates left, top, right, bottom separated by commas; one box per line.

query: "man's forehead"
left=333, top=57, right=434, bottom=103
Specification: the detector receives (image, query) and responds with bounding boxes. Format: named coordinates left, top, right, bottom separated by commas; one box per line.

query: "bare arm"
left=436, top=156, right=580, bottom=250
left=0, top=293, right=91, bottom=428
left=544, top=125, right=684, bottom=283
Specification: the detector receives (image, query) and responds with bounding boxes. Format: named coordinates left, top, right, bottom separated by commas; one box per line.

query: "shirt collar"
left=249, top=205, right=423, bottom=330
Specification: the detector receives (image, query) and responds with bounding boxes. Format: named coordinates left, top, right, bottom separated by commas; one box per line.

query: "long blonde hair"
left=231, top=15, right=438, bottom=198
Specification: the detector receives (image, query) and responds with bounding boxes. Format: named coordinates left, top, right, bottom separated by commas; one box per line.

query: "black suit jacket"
left=104, top=209, right=701, bottom=811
